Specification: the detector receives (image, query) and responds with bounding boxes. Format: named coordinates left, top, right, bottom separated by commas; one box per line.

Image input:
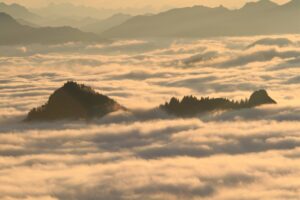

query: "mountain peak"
left=242, top=0, right=278, bottom=10
left=0, top=2, right=39, bottom=21
left=26, top=81, right=125, bottom=121
left=0, top=12, right=12, bottom=18
left=282, top=0, right=300, bottom=7
left=0, top=12, right=19, bottom=25
left=248, top=89, right=277, bottom=106
left=0, top=2, right=28, bottom=11
left=214, top=5, right=230, bottom=11
left=288, top=0, right=300, bottom=3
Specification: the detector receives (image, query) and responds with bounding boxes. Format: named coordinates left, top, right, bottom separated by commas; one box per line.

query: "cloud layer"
left=0, top=34, right=300, bottom=200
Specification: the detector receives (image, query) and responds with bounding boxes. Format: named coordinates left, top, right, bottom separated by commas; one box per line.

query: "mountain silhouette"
left=81, top=13, right=132, bottom=34
left=36, top=17, right=100, bottom=29
left=160, top=90, right=276, bottom=117
left=282, top=0, right=300, bottom=9
left=25, top=81, right=125, bottom=121
left=0, top=2, right=107, bottom=28
left=16, top=18, right=40, bottom=27
left=0, top=2, right=40, bottom=22
left=248, top=90, right=276, bottom=106
left=101, top=0, right=300, bottom=38
left=0, top=12, right=105, bottom=45
left=33, top=2, right=114, bottom=20
left=25, top=84, right=277, bottom=121
left=32, top=2, right=158, bottom=22
left=240, top=0, right=277, bottom=12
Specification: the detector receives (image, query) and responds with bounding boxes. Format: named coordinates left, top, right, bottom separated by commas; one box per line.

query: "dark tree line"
left=160, top=90, right=276, bottom=117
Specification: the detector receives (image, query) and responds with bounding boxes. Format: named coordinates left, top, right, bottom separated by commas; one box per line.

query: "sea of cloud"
left=0, top=35, right=300, bottom=200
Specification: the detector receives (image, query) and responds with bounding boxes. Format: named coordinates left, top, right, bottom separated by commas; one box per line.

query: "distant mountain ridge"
left=0, top=2, right=133, bottom=34
left=81, top=13, right=132, bottom=34
left=32, top=2, right=111, bottom=19
left=0, top=2, right=39, bottom=21
left=0, top=2, right=105, bottom=28
left=101, top=0, right=300, bottom=38
left=0, top=12, right=104, bottom=45
left=32, top=2, right=158, bottom=21
left=2, top=0, right=299, bottom=42
left=241, top=0, right=278, bottom=11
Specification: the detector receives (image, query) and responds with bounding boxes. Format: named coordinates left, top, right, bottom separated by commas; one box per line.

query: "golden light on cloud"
left=1, top=0, right=300, bottom=199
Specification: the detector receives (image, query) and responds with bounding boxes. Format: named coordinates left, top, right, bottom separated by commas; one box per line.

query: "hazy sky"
left=2, top=0, right=290, bottom=9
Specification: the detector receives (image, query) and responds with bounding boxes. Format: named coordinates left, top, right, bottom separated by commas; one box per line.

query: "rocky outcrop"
left=248, top=89, right=277, bottom=106
left=25, top=81, right=125, bottom=121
